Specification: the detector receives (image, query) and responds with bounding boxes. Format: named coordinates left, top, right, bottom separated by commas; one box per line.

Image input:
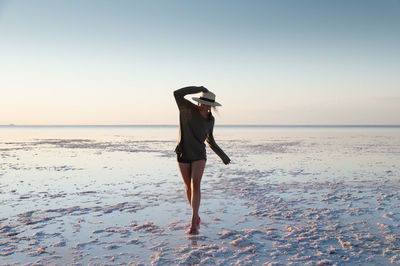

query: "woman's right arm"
left=174, top=86, right=208, bottom=110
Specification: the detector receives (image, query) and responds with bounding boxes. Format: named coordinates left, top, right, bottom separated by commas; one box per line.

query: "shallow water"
left=0, top=126, right=399, bottom=265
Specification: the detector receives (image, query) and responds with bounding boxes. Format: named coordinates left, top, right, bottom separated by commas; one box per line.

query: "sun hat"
left=192, top=91, right=222, bottom=107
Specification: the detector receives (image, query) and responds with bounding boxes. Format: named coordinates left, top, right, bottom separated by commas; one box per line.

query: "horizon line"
left=1, top=124, right=400, bottom=128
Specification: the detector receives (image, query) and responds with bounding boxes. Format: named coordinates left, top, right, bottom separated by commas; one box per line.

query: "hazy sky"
left=1, top=0, right=399, bottom=125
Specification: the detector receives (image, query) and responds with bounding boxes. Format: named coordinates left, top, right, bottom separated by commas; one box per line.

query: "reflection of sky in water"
left=1, top=126, right=399, bottom=213
left=0, top=126, right=178, bottom=142
left=0, top=126, right=400, bottom=264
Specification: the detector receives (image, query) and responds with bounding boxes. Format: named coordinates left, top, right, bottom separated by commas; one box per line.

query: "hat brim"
left=192, top=97, right=222, bottom=107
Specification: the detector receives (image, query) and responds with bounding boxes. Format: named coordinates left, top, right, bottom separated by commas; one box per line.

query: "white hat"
left=192, top=91, right=222, bottom=107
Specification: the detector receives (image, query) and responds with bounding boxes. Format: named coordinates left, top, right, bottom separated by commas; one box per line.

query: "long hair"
left=209, top=106, right=218, bottom=120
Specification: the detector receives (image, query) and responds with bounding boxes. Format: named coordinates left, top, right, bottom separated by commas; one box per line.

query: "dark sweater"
left=174, top=86, right=230, bottom=164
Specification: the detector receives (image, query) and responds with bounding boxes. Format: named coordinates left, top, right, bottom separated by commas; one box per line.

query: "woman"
left=174, top=86, right=230, bottom=234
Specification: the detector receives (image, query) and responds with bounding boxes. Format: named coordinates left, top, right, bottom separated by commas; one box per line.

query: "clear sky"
left=1, top=0, right=399, bottom=125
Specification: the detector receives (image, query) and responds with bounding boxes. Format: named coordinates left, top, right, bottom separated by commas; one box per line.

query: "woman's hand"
left=199, top=86, right=209, bottom=93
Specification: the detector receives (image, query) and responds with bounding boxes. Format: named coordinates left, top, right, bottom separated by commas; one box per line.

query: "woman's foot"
left=186, top=226, right=199, bottom=235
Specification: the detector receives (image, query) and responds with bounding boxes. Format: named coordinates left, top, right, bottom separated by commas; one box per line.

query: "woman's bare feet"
left=190, top=215, right=201, bottom=231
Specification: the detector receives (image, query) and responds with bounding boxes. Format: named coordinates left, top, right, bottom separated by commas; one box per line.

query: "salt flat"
left=0, top=127, right=399, bottom=265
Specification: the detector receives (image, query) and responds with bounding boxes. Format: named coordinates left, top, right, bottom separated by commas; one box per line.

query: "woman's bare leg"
left=178, top=162, right=192, bottom=205
left=190, top=160, right=206, bottom=230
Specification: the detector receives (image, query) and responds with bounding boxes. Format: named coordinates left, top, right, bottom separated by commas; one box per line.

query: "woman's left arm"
left=206, top=129, right=231, bottom=165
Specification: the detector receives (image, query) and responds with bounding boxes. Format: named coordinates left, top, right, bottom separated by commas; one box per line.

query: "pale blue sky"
left=1, top=0, right=399, bottom=125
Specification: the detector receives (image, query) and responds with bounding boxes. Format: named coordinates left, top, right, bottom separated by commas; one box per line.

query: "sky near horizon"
left=1, top=0, right=399, bottom=125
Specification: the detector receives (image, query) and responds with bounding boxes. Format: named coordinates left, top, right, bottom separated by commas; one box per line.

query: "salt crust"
left=1, top=135, right=400, bottom=264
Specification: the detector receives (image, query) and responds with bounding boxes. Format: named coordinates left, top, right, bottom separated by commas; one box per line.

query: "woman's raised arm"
left=174, top=86, right=208, bottom=110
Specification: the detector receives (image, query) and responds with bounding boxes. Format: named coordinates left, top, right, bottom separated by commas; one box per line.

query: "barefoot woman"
left=174, top=86, right=231, bottom=234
